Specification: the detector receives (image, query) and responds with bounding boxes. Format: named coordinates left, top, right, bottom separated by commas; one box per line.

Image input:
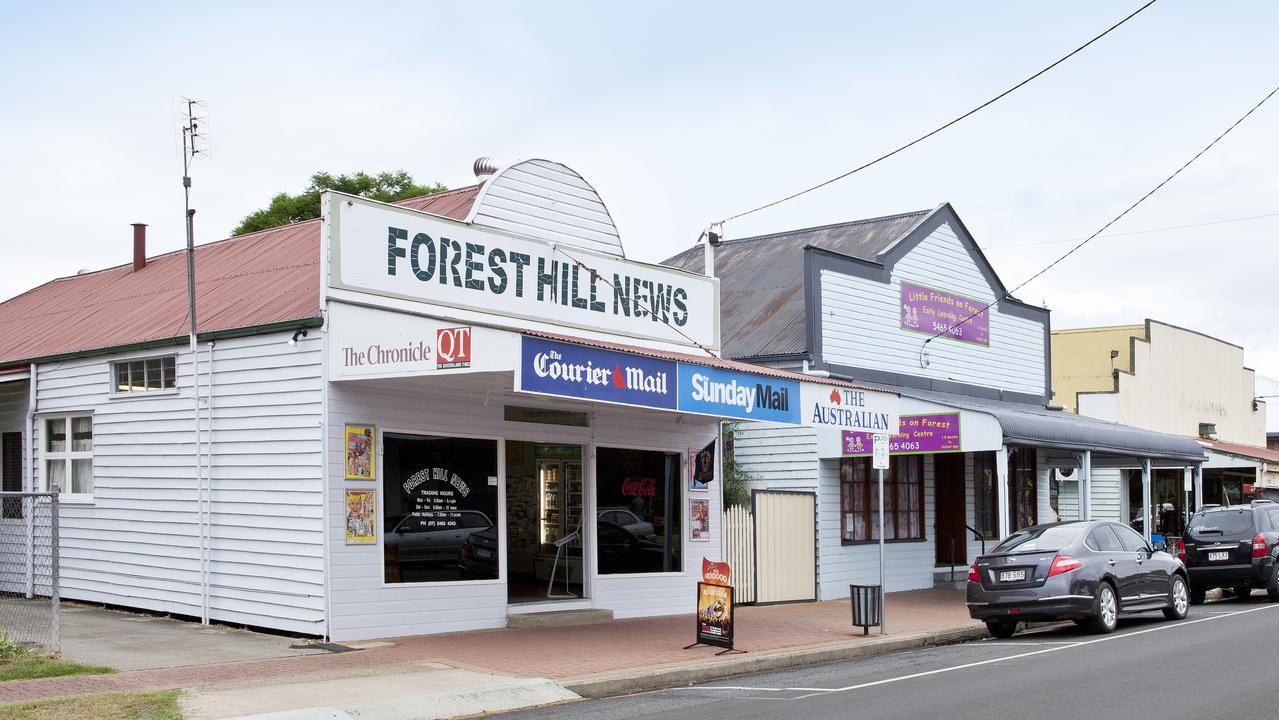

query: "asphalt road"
left=492, top=595, right=1279, bottom=720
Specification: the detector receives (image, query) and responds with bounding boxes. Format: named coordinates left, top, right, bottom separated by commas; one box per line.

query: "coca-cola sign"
left=621, top=477, right=658, bottom=497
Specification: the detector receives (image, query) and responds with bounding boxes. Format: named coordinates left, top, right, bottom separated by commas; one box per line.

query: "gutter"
left=0, top=317, right=324, bottom=371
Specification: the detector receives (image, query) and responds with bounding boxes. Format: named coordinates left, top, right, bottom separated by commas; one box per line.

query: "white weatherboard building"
left=0, top=159, right=895, bottom=640
left=665, top=205, right=1207, bottom=598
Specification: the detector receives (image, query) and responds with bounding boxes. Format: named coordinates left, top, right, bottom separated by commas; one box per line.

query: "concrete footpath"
left=2, top=588, right=983, bottom=719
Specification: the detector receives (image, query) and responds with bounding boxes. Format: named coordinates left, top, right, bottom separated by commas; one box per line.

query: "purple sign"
left=900, top=281, right=989, bottom=346
left=842, top=413, right=961, bottom=456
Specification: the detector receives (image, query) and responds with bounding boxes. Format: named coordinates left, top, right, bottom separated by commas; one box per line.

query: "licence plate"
left=999, top=569, right=1027, bottom=582
left=475, top=548, right=493, bottom=560
left=1208, top=551, right=1229, bottom=561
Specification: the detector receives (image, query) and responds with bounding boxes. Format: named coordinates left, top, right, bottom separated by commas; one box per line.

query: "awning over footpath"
left=885, top=386, right=1207, bottom=464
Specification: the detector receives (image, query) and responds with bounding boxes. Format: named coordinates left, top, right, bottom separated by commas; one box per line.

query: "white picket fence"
left=723, top=504, right=755, bottom=604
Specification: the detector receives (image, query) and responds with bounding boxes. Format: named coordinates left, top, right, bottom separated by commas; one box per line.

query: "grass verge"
left=0, top=691, right=181, bottom=720
left=0, top=634, right=113, bottom=682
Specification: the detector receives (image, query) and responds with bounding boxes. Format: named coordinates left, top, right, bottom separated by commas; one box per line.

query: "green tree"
left=721, top=423, right=754, bottom=508
left=233, top=170, right=447, bottom=235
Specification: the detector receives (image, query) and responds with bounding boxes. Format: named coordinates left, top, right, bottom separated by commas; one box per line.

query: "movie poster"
left=690, top=498, right=710, bottom=541
left=695, top=581, right=734, bottom=649
left=345, top=489, right=376, bottom=544
left=345, top=425, right=375, bottom=480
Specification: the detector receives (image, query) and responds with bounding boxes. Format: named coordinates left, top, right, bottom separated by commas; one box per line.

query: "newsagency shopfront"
left=320, top=180, right=899, bottom=641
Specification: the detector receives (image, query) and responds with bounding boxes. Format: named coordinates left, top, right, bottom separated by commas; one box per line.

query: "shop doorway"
left=504, top=442, right=584, bottom=604
left=1124, top=468, right=1191, bottom=539
left=934, top=454, right=966, bottom=566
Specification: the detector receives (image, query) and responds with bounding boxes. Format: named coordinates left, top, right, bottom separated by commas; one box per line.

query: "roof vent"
left=1199, top=423, right=1218, bottom=440
left=473, top=157, right=500, bottom=180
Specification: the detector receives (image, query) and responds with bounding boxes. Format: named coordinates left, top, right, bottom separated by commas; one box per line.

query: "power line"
left=920, top=82, right=1279, bottom=360
left=717, top=0, right=1159, bottom=227
left=982, top=211, right=1279, bottom=250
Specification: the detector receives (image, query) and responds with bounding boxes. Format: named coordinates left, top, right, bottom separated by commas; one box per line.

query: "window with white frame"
left=112, top=355, right=176, bottom=394
left=43, top=415, right=93, bottom=498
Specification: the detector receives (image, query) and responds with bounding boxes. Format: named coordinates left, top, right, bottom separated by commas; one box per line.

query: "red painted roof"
left=0, top=186, right=481, bottom=369
left=1201, top=439, right=1279, bottom=464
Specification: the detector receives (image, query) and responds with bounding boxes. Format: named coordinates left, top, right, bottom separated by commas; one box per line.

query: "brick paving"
left=0, top=588, right=978, bottom=703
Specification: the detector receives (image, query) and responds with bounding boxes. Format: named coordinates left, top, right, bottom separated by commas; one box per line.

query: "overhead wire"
left=919, top=82, right=1279, bottom=361
left=981, top=211, right=1279, bottom=250
left=715, top=0, right=1159, bottom=227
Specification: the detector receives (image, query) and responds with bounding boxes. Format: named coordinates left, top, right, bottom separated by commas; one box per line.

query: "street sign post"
left=873, top=433, right=889, bottom=634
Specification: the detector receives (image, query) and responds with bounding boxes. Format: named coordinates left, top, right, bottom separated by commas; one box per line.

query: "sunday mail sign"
left=327, top=194, right=719, bottom=350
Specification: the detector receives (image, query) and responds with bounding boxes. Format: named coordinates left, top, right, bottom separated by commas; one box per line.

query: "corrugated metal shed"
left=0, top=186, right=481, bottom=369
left=664, top=210, right=931, bottom=361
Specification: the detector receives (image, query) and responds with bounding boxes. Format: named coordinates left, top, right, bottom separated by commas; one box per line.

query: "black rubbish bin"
left=850, top=584, right=881, bottom=635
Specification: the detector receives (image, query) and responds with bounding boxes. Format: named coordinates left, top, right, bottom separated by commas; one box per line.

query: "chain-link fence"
left=0, top=492, right=59, bottom=653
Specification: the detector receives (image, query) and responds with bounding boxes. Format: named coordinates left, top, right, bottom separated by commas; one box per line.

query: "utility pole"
left=178, top=97, right=209, bottom=625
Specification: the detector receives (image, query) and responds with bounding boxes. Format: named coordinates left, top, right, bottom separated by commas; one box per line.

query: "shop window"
left=42, top=415, right=93, bottom=500
left=112, top=356, right=177, bottom=394
left=1009, top=449, right=1037, bottom=531
left=2, top=432, right=21, bottom=519
left=382, top=434, right=499, bottom=584
left=839, top=455, right=924, bottom=543
left=595, top=447, right=681, bottom=574
left=972, top=453, right=998, bottom=538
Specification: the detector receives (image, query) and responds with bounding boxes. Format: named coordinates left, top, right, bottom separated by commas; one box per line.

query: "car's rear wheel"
left=1233, top=585, right=1252, bottom=600
left=1163, top=575, right=1189, bottom=620
left=1087, top=582, right=1118, bottom=634
left=1190, top=587, right=1206, bottom=605
left=1267, top=565, right=1279, bottom=602
left=985, top=620, right=1018, bottom=639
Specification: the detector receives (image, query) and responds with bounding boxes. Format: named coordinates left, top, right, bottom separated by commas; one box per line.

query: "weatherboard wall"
left=28, top=333, right=325, bottom=635
left=817, top=222, right=1047, bottom=398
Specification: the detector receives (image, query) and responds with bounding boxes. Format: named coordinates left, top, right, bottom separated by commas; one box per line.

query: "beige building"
left=1053, top=320, right=1276, bottom=536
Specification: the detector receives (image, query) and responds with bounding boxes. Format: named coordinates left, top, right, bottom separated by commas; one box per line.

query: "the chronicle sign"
left=327, top=302, right=516, bottom=381
left=328, top=194, right=719, bottom=350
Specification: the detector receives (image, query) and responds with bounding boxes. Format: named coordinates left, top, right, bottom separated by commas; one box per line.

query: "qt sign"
left=436, top=326, right=472, bottom=369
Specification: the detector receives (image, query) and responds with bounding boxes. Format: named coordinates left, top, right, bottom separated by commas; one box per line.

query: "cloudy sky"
left=2, top=1, right=1276, bottom=378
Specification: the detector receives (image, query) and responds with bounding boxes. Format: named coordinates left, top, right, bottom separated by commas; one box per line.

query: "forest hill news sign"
left=327, top=193, right=719, bottom=350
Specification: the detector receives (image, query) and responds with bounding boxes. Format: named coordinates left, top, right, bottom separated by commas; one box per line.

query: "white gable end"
left=820, top=220, right=1048, bottom=398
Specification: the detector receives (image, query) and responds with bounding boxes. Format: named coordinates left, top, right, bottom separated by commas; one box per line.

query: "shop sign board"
left=328, top=194, right=719, bottom=350
left=801, top=384, right=900, bottom=434
left=327, top=302, right=516, bottom=381
left=694, top=581, right=735, bottom=650
left=517, top=336, right=677, bottom=410
left=842, top=413, right=962, bottom=457
left=676, top=364, right=800, bottom=424
left=899, top=280, right=990, bottom=346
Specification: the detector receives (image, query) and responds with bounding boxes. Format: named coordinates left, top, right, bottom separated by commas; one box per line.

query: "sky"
left=1, top=1, right=1277, bottom=380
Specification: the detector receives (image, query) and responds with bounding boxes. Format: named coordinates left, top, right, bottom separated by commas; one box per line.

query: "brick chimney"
left=132, top=223, right=147, bottom=271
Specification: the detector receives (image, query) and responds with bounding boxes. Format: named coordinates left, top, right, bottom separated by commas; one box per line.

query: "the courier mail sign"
left=327, top=194, right=719, bottom=350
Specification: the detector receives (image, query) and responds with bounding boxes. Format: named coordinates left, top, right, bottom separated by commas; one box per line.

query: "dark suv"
left=1179, top=501, right=1279, bottom=604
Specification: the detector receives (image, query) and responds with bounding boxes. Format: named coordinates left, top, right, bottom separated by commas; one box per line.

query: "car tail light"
left=1048, top=555, right=1083, bottom=577
left=967, top=562, right=980, bottom=583
left=1253, top=533, right=1267, bottom=558
left=1176, top=539, right=1186, bottom=563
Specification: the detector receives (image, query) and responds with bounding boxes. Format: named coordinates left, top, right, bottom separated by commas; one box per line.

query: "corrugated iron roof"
left=890, top=385, right=1207, bottom=463
left=0, top=186, right=481, bottom=369
left=1201, top=438, right=1279, bottom=464
left=522, top=329, right=894, bottom=394
left=664, top=210, right=931, bottom=361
